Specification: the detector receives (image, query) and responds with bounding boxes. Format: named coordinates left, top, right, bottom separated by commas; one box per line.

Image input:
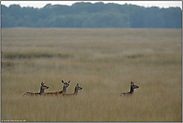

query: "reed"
left=1, top=28, right=181, bottom=122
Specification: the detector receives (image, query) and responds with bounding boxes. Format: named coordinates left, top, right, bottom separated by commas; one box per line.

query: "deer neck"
left=129, top=86, right=134, bottom=94
left=73, top=87, right=78, bottom=95
left=62, top=86, right=67, bottom=94
left=39, top=86, right=45, bottom=95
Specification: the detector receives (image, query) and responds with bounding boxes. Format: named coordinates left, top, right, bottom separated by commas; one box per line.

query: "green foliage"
left=1, top=2, right=182, bottom=28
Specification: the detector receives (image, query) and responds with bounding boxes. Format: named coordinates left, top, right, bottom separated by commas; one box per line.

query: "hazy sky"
left=1, top=1, right=182, bottom=9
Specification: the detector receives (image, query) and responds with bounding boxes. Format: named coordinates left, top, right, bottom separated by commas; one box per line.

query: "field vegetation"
left=1, top=28, right=182, bottom=122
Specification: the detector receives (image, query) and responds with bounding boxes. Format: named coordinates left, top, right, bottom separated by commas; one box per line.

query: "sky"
left=1, top=1, right=182, bottom=9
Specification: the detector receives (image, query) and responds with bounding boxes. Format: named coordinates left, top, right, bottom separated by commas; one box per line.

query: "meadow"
left=1, top=28, right=182, bottom=122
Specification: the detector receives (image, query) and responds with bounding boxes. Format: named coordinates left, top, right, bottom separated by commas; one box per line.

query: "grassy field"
left=1, top=28, right=182, bottom=122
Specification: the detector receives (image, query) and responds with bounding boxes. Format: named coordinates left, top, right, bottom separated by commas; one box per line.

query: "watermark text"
left=1, top=119, right=26, bottom=122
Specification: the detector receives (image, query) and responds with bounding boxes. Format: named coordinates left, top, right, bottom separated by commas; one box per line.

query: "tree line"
left=1, top=2, right=182, bottom=28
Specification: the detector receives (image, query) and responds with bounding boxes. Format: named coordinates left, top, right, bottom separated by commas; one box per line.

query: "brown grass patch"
left=1, top=28, right=182, bottom=122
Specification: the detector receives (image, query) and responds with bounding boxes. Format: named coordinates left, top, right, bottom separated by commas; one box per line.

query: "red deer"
left=63, top=84, right=82, bottom=96
left=23, top=82, right=49, bottom=96
left=120, top=81, right=139, bottom=96
left=44, top=80, right=70, bottom=96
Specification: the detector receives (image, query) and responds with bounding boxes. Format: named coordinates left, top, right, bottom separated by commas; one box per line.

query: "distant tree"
left=1, top=5, right=8, bottom=15
left=1, top=13, right=16, bottom=27
left=162, top=7, right=182, bottom=28
left=1, top=3, right=182, bottom=28
left=129, top=5, right=146, bottom=28
left=36, top=19, right=45, bottom=27
left=8, top=4, right=22, bottom=20
left=144, top=7, right=166, bottom=28
left=21, top=15, right=33, bottom=27
left=16, top=17, right=24, bottom=27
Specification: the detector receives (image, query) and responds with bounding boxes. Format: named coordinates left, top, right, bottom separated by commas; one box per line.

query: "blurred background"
left=1, top=1, right=182, bottom=28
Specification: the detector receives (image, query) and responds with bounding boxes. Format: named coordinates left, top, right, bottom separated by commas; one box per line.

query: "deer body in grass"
left=120, top=81, right=139, bottom=96
left=63, top=84, right=82, bottom=96
left=44, top=80, right=70, bottom=96
left=23, top=82, right=49, bottom=96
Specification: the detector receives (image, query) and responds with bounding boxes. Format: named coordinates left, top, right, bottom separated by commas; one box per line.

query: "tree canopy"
left=1, top=2, right=182, bottom=28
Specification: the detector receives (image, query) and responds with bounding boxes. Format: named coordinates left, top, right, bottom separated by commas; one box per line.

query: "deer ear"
left=68, top=80, right=70, bottom=83
left=62, top=80, right=64, bottom=83
left=131, top=81, right=134, bottom=84
left=41, top=82, right=44, bottom=85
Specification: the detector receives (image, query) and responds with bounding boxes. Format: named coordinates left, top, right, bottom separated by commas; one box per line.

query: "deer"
left=44, top=80, right=70, bottom=96
left=120, top=81, right=139, bottom=96
left=23, top=82, right=49, bottom=96
left=63, top=84, right=82, bottom=96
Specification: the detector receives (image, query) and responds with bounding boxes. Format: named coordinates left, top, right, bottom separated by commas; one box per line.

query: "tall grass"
left=1, top=28, right=182, bottom=122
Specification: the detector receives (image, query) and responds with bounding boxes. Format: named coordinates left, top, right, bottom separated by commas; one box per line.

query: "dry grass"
left=1, top=28, right=182, bottom=122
